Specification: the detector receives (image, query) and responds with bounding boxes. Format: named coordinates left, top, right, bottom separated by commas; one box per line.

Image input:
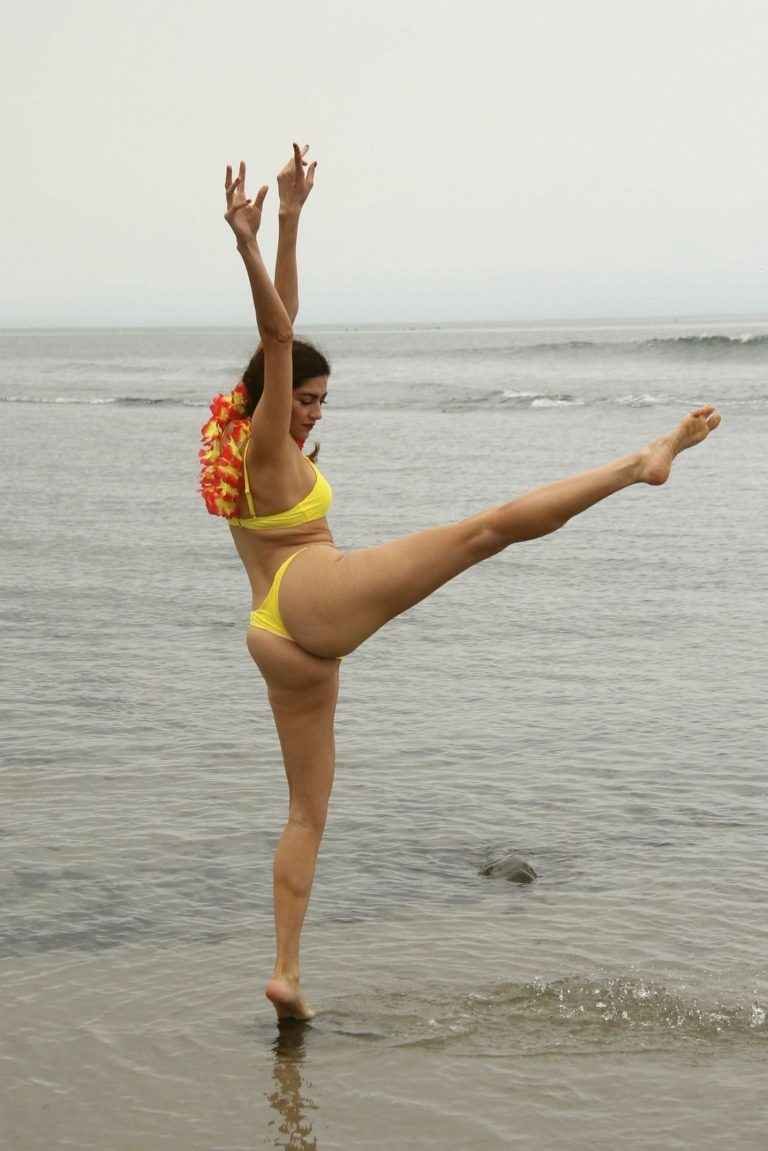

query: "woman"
left=202, top=145, right=720, bottom=1022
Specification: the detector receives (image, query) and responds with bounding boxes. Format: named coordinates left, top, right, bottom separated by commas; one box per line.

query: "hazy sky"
left=3, top=0, right=767, bottom=325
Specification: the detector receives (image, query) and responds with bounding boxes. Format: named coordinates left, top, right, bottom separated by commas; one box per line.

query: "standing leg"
left=280, top=406, right=721, bottom=658
left=248, top=630, right=340, bottom=1020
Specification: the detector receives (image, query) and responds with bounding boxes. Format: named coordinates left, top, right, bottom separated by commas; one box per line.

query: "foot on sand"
left=265, top=977, right=315, bottom=1022
left=638, top=405, right=721, bottom=486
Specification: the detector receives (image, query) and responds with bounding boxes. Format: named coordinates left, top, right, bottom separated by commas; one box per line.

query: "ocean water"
left=1, top=318, right=766, bottom=1149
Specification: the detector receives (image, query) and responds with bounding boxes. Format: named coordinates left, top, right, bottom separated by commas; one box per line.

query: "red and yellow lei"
left=198, top=381, right=250, bottom=517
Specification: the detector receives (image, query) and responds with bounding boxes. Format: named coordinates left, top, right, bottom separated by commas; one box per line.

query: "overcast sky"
left=3, top=0, right=767, bottom=325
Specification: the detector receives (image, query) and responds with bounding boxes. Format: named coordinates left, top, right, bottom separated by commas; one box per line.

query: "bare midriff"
left=229, top=519, right=336, bottom=608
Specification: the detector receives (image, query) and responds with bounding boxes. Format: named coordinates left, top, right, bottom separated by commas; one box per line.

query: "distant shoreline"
left=3, top=312, right=768, bottom=334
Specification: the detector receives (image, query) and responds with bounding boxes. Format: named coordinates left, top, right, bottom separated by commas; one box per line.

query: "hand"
left=224, top=161, right=268, bottom=244
left=277, top=143, right=317, bottom=214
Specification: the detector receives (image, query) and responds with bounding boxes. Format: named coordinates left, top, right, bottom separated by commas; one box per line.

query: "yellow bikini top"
left=229, top=440, right=333, bottom=531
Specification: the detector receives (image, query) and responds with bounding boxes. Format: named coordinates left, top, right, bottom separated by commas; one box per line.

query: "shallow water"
left=1, top=318, right=766, bottom=1148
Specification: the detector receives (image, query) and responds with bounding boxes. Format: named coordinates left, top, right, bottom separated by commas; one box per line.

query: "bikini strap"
left=243, top=437, right=256, bottom=517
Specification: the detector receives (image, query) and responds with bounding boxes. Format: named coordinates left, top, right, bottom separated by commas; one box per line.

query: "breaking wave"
left=511, top=333, right=768, bottom=358
left=3, top=388, right=767, bottom=411
left=320, top=975, right=767, bottom=1056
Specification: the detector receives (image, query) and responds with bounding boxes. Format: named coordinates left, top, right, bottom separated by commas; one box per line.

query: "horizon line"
left=3, top=309, right=768, bottom=333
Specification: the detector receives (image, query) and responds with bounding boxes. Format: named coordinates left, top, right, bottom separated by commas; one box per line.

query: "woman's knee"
left=472, top=511, right=510, bottom=560
left=287, top=801, right=328, bottom=839
left=479, top=504, right=567, bottom=549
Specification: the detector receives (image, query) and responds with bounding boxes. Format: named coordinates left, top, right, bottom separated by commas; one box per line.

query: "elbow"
left=261, top=322, right=293, bottom=345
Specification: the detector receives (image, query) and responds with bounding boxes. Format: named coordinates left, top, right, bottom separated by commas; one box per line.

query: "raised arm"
left=225, top=161, right=291, bottom=340
left=274, top=143, right=317, bottom=324
left=224, top=160, right=293, bottom=455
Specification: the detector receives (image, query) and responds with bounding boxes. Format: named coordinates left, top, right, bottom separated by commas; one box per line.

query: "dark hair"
left=241, top=338, right=330, bottom=462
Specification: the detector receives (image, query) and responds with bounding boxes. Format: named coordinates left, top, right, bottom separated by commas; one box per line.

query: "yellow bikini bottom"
left=249, top=550, right=306, bottom=641
left=249, top=548, right=342, bottom=660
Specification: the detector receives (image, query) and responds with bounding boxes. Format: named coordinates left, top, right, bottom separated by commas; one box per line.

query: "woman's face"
left=291, top=376, right=328, bottom=442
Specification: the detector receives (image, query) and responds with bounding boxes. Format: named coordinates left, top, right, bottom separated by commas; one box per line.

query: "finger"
left=225, top=172, right=241, bottom=207
left=239, top=160, right=246, bottom=197
left=255, top=184, right=269, bottom=209
left=293, top=142, right=308, bottom=172
left=306, top=161, right=317, bottom=191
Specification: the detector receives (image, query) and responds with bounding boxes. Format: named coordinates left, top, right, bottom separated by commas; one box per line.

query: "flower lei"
left=198, top=381, right=251, bottom=517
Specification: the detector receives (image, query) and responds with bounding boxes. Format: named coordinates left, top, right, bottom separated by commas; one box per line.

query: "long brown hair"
left=241, top=339, right=330, bottom=462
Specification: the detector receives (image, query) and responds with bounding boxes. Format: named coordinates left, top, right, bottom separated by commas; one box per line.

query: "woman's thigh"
left=247, top=627, right=339, bottom=820
left=279, top=515, right=497, bottom=659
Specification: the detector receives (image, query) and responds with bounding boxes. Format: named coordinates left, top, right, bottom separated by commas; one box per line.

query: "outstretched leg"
left=281, top=406, right=721, bottom=658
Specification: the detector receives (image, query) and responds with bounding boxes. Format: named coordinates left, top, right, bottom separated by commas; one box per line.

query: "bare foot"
left=265, top=976, right=315, bottom=1022
left=638, top=405, right=721, bottom=486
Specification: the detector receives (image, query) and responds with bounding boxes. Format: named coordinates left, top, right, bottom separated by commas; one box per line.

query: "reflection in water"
left=267, top=1021, right=319, bottom=1150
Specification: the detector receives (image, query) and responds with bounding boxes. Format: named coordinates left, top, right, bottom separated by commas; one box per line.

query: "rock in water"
left=480, top=854, right=537, bottom=884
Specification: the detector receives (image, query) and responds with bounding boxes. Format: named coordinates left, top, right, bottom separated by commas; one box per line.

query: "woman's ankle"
left=271, top=966, right=300, bottom=984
